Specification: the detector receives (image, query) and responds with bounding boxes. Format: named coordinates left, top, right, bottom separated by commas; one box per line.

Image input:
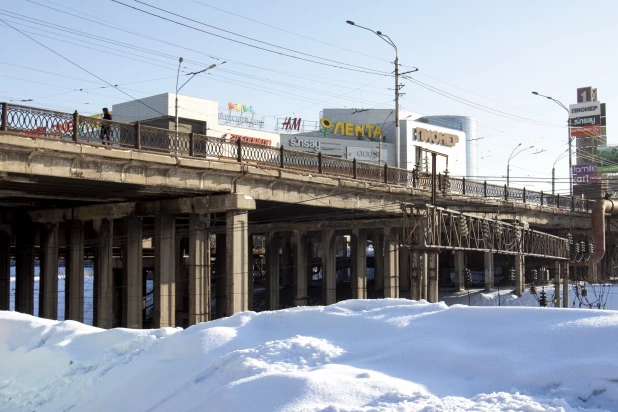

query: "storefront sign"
left=282, top=117, right=302, bottom=131
left=570, top=115, right=601, bottom=126
left=289, top=137, right=321, bottom=149
left=569, top=102, right=601, bottom=118
left=224, top=134, right=272, bottom=146
left=414, top=127, right=459, bottom=147
left=572, top=164, right=601, bottom=184
left=570, top=124, right=602, bottom=138
left=319, top=117, right=383, bottom=139
left=346, top=146, right=386, bottom=162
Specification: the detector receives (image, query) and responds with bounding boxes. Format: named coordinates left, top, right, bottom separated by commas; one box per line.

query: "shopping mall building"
left=113, top=93, right=478, bottom=178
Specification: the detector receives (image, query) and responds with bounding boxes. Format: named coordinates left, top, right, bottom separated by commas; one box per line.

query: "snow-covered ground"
left=2, top=300, right=618, bottom=411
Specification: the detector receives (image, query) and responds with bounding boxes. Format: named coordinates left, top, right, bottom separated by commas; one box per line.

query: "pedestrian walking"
left=100, top=107, right=112, bottom=145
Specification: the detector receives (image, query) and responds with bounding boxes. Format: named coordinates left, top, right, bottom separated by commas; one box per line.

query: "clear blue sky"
left=1, top=0, right=616, bottom=194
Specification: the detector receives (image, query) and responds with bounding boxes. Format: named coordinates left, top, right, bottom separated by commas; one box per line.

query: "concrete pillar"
left=553, top=261, right=561, bottom=307
left=383, top=228, right=399, bottom=298
left=15, top=219, right=35, bottom=315
left=154, top=215, right=175, bottom=328
left=398, top=235, right=410, bottom=296
left=350, top=229, right=367, bottom=300
left=322, top=228, right=337, bottom=305
left=225, top=210, right=249, bottom=315
left=293, top=230, right=308, bottom=306
left=427, top=253, right=439, bottom=303
left=562, top=263, right=569, bottom=308
left=65, top=221, right=84, bottom=322
left=374, top=233, right=384, bottom=295
left=0, top=231, right=9, bottom=311
left=410, top=251, right=422, bottom=300
left=39, top=223, right=59, bottom=320
left=514, top=254, right=524, bottom=297
left=483, top=252, right=494, bottom=291
left=281, top=236, right=292, bottom=287
left=454, top=251, right=465, bottom=292
left=188, top=214, right=209, bottom=325
left=215, top=233, right=226, bottom=318
left=586, top=261, right=598, bottom=283
left=122, top=216, right=142, bottom=329
left=175, top=234, right=185, bottom=324
left=248, top=234, right=254, bottom=311
left=94, top=219, right=113, bottom=329
left=266, top=231, right=279, bottom=310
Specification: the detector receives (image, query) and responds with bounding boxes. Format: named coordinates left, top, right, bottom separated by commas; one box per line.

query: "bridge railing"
left=0, top=102, right=590, bottom=212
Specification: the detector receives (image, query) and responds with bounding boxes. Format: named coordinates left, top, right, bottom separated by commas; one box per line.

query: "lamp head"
left=346, top=20, right=355, bottom=25
left=376, top=30, right=382, bottom=35
left=179, top=57, right=183, bottom=63
left=207, top=63, right=216, bottom=69
left=532, top=91, right=538, bottom=95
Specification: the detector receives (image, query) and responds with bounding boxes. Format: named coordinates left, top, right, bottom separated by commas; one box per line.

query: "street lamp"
left=346, top=20, right=414, bottom=169
left=531, top=91, right=572, bottom=195
left=507, top=143, right=534, bottom=187
left=175, top=60, right=219, bottom=135
left=552, top=148, right=569, bottom=195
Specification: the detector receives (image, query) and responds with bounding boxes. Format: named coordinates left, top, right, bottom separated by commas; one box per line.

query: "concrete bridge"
left=0, top=103, right=594, bottom=329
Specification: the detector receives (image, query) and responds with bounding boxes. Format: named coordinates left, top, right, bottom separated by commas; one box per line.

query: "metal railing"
left=0, top=102, right=591, bottom=212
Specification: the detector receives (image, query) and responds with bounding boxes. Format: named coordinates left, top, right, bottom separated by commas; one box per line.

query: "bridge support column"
left=399, top=231, right=410, bottom=297
left=350, top=229, right=367, bottom=300
left=226, top=210, right=249, bottom=315
left=373, top=233, right=384, bottom=296
left=562, top=263, right=569, bottom=308
left=39, top=223, right=59, bottom=320
left=410, top=251, right=423, bottom=300
left=454, top=251, right=465, bottom=292
left=15, top=219, right=35, bottom=315
left=188, top=214, right=209, bottom=325
left=586, top=261, right=598, bottom=283
left=248, top=234, right=254, bottom=311
left=266, top=231, right=279, bottom=311
left=281, top=236, right=292, bottom=288
left=484, top=252, right=494, bottom=291
left=553, top=261, right=561, bottom=307
left=122, top=216, right=142, bottom=329
left=154, top=215, right=175, bottom=328
left=175, top=235, right=187, bottom=324
left=94, top=219, right=113, bottom=329
left=215, top=233, right=226, bottom=318
left=293, top=230, right=308, bottom=306
left=427, top=253, right=439, bottom=303
left=0, top=231, right=9, bottom=311
left=514, top=255, right=524, bottom=296
left=66, top=221, right=84, bottom=322
left=384, top=228, right=399, bottom=298
left=322, top=228, right=336, bottom=305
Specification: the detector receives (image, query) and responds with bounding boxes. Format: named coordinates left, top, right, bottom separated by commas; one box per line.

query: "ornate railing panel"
left=5, top=104, right=73, bottom=139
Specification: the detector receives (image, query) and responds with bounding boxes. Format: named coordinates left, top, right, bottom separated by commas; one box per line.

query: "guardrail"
left=0, top=102, right=590, bottom=212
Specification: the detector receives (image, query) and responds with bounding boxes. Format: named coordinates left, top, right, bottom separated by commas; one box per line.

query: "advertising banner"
left=572, top=164, right=601, bottom=185
left=570, top=115, right=601, bottom=127
left=570, top=124, right=602, bottom=138
left=598, top=146, right=618, bottom=173
left=346, top=146, right=386, bottom=163
left=569, top=102, right=602, bottom=119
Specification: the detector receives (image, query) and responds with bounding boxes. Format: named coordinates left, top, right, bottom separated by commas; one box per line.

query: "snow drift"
left=1, top=300, right=618, bottom=411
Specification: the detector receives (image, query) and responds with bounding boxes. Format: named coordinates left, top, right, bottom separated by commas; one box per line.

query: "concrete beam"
left=188, top=214, right=210, bottom=324
left=373, top=233, right=384, bottom=296
left=399, top=234, right=410, bottom=295
left=484, top=252, right=494, bottom=292
left=454, top=251, right=465, bottom=292
left=515, top=255, right=524, bottom=297
left=123, top=216, right=142, bottom=329
left=28, top=194, right=256, bottom=223
left=563, top=263, right=569, bottom=308
left=554, top=261, right=561, bottom=307
left=321, top=228, right=336, bottom=305
left=427, top=253, right=439, bottom=303
left=266, top=231, right=279, bottom=311
left=215, top=234, right=226, bottom=318
left=293, top=230, right=308, bottom=306
left=39, top=223, right=59, bottom=320
left=15, top=218, right=35, bottom=315
left=350, top=229, right=367, bottom=300
left=383, top=228, right=399, bottom=299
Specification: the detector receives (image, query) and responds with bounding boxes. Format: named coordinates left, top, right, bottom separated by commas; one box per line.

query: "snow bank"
left=1, top=301, right=618, bottom=411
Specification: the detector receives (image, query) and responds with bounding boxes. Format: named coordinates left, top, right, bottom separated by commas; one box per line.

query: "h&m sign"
left=414, top=127, right=459, bottom=147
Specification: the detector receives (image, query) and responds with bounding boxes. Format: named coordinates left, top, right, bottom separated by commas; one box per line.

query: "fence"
left=0, top=102, right=590, bottom=212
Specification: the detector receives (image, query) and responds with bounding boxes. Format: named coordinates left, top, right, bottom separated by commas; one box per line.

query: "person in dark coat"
left=100, top=107, right=112, bottom=144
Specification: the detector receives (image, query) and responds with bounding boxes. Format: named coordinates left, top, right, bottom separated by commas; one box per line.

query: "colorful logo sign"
left=227, top=102, right=256, bottom=114
left=319, top=117, right=383, bottom=140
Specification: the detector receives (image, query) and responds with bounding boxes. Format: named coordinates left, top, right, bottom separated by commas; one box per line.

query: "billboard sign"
left=570, top=115, right=601, bottom=127
left=569, top=102, right=601, bottom=119
left=346, top=146, right=386, bottom=163
left=572, top=164, right=601, bottom=184
left=570, top=124, right=602, bottom=138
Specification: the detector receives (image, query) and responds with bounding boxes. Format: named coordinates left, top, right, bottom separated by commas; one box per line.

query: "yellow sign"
left=414, top=127, right=459, bottom=147
left=320, top=117, right=383, bottom=140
